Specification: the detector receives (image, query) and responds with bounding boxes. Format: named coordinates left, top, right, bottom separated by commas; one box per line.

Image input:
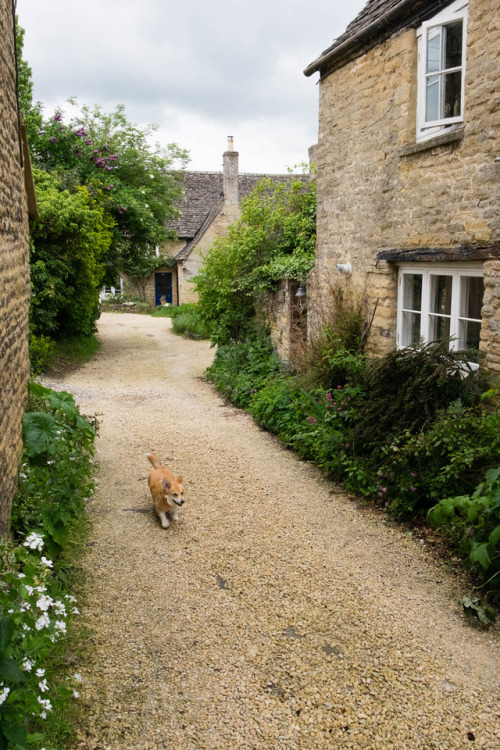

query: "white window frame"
left=396, top=263, right=484, bottom=368
left=416, top=0, right=468, bottom=142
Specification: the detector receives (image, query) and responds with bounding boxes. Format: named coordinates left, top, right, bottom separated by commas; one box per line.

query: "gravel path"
left=45, top=313, right=500, bottom=749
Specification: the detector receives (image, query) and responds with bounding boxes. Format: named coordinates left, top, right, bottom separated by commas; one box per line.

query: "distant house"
left=0, top=2, right=37, bottom=537
left=304, top=0, right=500, bottom=374
left=137, top=138, right=308, bottom=307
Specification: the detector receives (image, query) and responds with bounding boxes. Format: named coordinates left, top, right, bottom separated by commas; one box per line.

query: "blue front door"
left=155, top=272, right=172, bottom=306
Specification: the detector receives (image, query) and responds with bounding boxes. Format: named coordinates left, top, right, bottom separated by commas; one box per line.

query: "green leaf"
left=28, top=382, right=53, bottom=399
left=47, top=390, right=78, bottom=420
left=488, top=524, right=500, bottom=548
left=22, top=412, right=59, bottom=456
left=0, top=658, right=26, bottom=684
left=469, top=543, right=491, bottom=570
left=3, top=723, right=27, bottom=748
left=0, top=620, right=13, bottom=654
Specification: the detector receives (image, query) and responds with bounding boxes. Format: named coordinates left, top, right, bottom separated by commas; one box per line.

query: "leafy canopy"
left=195, top=176, right=316, bottom=344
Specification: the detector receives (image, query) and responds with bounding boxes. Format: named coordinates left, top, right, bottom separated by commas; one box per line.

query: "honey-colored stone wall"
left=256, top=280, right=304, bottom=362
left=0, top=2, right=31, bottom=537
left=310, top=0, right=500, bottom=370
left=181, top=204, right=240, bottom=304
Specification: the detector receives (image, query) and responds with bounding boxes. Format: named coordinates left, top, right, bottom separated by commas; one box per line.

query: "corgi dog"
left=145, top=453, right=185, bottom=529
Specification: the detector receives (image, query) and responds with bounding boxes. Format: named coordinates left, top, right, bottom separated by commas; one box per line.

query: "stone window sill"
left=399, top=126, right=464, bottom=157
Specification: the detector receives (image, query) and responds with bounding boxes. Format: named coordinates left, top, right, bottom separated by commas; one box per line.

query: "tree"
left=15, top=20, right=42, bottom=147
left=34, top=104, right=188, bottom=286
left=195, top=176, right=316, bottom=343
left=30, top=169, right=114, bottom=338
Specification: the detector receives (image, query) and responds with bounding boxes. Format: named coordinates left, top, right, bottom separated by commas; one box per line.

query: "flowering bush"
left=0, top=382, right=98, bottom=748
left=0, top=536, right=82, bottom=748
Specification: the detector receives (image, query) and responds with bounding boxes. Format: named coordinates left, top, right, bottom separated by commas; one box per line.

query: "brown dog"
left=145, top=453, right=185, bottom=528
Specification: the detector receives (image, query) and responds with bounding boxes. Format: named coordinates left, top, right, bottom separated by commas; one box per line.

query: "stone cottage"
left=138, top=138, right=308, bottom=307
left=0, top=0, right=37, bottom=537
left=304, top=0, right=500, bottom=373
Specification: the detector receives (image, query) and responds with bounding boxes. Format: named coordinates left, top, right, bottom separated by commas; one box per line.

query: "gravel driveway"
left=45, top=313, right=500, bottom=749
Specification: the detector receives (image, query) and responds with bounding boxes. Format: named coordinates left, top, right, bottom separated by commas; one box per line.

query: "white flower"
left=39, top=679, right=49, bottom=693
left=55, top=620, right=67, bottom=634
left=22, top=624, right=30, bottom=632
left=36, top=668, right=45, bottom=677
left=73, top=690, right=79, bottom=699
left=7, top=609, right=13, bottom=614
left=72, top=607, right=80, bottom=615
left=22, top=658, right=34, bottom=672
left=36, top=594, right=53, bottom=612
left=18, top=573, right=25, bottom=579
left=74, top=673, right=83, bottom=682
left=47, top=460, right=54, bottom=465
left=54, top=600, right=66, bottom=615
left=0, top=686, right=10, bottom=705
left=24, top=585, right=34, bottom=595
left=23, top=532, right=44, bottom=551
left=35, top=614, right=50, bottom=630
left=37, top=696, right=52, bottom=712
left=65, top=595, right=77, bottom=603
left=40, top=557, right=53, bottom=568
left=150, top=173, right=154, bottom=178
left=19, top=602, right=30, bottom=612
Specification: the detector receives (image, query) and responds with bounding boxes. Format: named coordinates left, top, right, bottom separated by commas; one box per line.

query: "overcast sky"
left=17, top=0, right=367, bottom=174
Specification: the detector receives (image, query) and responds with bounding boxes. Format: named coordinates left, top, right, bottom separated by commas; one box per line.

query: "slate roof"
left=170, top=171, right=309, bottom=248
left=304, top=0, right=454, bottom=76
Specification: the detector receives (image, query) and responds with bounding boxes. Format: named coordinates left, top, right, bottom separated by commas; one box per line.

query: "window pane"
left=460, top=276, right=484, bottom=319
left=430, top=275, right=452, bottom=315
left=402, top=311, right=421, bottom=347
left=444, top=71, right=462, bottom=118
left=444, top=20, right=463, bottom=69
left=429, top=314, right=451, bottom=342
left=426, top=27, right=442, bottom=73
left=458, top=320, right=481, bottom=359
left=403, top=274, right=422, bottom=311
left=426, top=75, right=440, bottom=122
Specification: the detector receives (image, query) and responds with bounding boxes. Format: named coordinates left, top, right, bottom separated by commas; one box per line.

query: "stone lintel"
left=377, top=244, right=500, bottom=264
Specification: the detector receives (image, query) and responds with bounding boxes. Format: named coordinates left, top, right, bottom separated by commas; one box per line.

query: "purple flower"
left=337, top=385, right=342, bottom=390
left=308, top=417, right=316, bottom=425
left=325, top=393, right=332, bottom=401
left=411, top=472, right=416, bottom=477
left=93, top=148, right=99, bottom=153
left=53, top=112, right=62, bottom=122
left=85, top=139, right=93, bottom=146
left=410, top=486, right=416, bottom=492
left=106, top=184, right=114, bottom=191
left=49, top=136, right=59, bottom=143
left=95, top=158, right=106, bottom=167
left=108, top=154, right=117, bottom=161
left=74, top=128, right=88, bottom=137
left=104, top=165, right=112, bottom=171
left=344, top=443, right=350, bottom=448
left=379, top=486, right=387, bottom=493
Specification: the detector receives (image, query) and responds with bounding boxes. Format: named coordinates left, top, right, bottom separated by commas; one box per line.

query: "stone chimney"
left=223, top=136, right=239, bottom=205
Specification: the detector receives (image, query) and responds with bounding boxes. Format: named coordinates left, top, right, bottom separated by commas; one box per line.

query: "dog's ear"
left=162, top=478, right=171, bottom=491
left=177, top=475, right=183, bottom=485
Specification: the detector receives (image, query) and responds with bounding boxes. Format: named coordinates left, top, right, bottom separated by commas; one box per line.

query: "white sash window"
left=417, top=0, right=468, bottom=141
left=397, top=264, right=484, bottom=366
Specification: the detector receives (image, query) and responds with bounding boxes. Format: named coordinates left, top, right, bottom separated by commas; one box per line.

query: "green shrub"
left=429, top=466, right=500, bottom=603
left=29, top=334, right=55, bottom=375
left=1, top=382, right=97, bottom=749
left=170, top=304, right=211, bottom=339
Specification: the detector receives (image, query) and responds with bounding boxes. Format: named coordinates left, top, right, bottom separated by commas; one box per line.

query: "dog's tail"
left=145, top=452, right=161, bottom=469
